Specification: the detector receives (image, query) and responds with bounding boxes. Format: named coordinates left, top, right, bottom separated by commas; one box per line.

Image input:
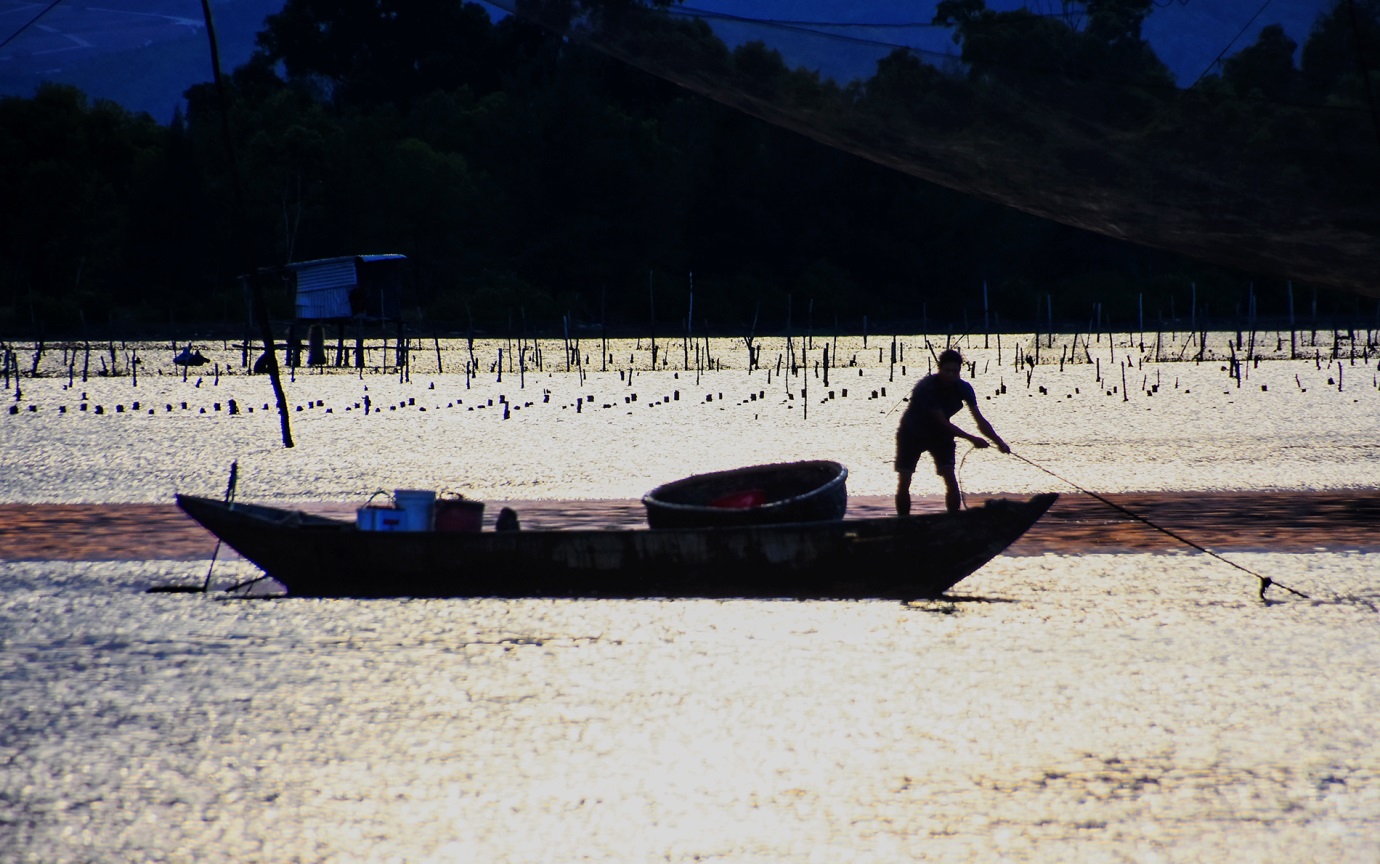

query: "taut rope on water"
left=1007, top=450, right=1309, bottom=601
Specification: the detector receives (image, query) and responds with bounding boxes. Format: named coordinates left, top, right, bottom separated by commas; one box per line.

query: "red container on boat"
left=709, top=488, right=768, bottom=509
left=435, top=497, right=485, bottom=532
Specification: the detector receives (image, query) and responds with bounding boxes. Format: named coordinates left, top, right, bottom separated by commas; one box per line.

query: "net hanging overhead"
left=492, top=0, right=1380, bottom=298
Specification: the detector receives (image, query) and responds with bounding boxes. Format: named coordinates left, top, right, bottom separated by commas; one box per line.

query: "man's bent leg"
left=939, top=467, right=961, bottom=514
left=895, top=471, right=913, bottom=516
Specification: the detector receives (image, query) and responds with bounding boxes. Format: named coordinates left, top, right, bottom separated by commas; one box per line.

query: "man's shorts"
left=895, top=427, right=957, bottom=475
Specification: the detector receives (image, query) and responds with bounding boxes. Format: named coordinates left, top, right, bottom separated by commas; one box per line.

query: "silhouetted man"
left=895, top=348, right=1009, bottom=515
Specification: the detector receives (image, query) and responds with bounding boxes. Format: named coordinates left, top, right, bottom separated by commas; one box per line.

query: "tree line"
left=1, top=0, right=1375, bottom=338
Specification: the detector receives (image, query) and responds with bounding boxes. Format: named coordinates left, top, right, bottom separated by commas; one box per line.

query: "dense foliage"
left=1, top=0, right=1375, bottom=336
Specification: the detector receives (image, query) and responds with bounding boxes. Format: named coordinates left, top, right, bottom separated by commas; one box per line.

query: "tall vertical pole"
left=1287, top=280, right=1296, bottom=359
left=199, top=0, right=292, bottom=447
left=684, top=272, right=693, bottom=371
left=983, top=281, right=989, bottom=349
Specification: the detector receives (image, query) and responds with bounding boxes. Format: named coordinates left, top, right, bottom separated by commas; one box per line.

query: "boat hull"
left=175, top=493, right=1057, bottom=600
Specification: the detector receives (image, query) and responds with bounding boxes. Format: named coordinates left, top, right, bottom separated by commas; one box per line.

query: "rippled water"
left=2, top=332, right=1379, bottom=862
left=2, top=332, right=1378, bottom=502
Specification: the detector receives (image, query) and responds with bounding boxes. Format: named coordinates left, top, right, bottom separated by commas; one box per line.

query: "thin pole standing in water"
left=1007, top=451, right=1307, bottom=601
left=198, top=0, right=293, bottom=447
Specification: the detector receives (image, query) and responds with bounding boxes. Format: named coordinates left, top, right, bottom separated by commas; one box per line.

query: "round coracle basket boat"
left=641, top=460, right=848, bottom=529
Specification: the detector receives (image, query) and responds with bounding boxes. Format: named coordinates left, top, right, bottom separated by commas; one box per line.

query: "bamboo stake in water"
left=684, top=273, right=693, bottom=371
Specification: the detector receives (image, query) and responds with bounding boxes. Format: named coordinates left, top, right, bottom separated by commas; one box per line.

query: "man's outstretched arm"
left=968, top=404, right=1010, bottom=453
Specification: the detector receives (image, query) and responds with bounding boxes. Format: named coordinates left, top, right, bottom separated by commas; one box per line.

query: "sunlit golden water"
left=2, top=333, right=1378, bottom=862
left=2, top=332, right=1378, bottom=502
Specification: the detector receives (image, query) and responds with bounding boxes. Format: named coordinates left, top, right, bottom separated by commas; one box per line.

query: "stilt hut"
left=246, top=254, right=407, bottom=369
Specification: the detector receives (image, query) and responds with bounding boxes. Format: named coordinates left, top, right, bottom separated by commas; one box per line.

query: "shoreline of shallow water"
left=4, top=491, right=1380, bottom=565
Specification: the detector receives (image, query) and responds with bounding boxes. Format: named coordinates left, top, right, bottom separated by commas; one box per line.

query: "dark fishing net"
left=489, top=0, right=1380, bottom=298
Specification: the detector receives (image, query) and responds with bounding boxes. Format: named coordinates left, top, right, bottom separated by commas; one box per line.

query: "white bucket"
left=357, top=506, right=406, bottom=532
left=393, top=489, right=437, bottom=531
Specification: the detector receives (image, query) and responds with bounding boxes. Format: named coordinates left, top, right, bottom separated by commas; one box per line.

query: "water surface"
left=2, top=331, right=1378, bottom=862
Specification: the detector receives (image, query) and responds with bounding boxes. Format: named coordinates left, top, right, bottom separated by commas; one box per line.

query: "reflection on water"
left=2, top=331, right=1378, bottom=862
left=1, top=554, right=1378, bottom=863
left=1, top=333, right=1378, bottom=503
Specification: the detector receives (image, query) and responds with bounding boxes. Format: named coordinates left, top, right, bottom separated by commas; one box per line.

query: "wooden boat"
left=175, top=492, right=1058, bottom=600
left=642, top=460, right=848, bottom=529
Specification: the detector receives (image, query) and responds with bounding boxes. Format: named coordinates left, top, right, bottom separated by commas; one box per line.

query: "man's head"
left=937, top=348, right=963, bottom=383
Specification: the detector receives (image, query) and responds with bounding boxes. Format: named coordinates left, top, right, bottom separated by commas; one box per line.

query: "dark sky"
left=0, top=0, right=1331, bottom=119
left=680, top=1, right=1323, bottom=86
